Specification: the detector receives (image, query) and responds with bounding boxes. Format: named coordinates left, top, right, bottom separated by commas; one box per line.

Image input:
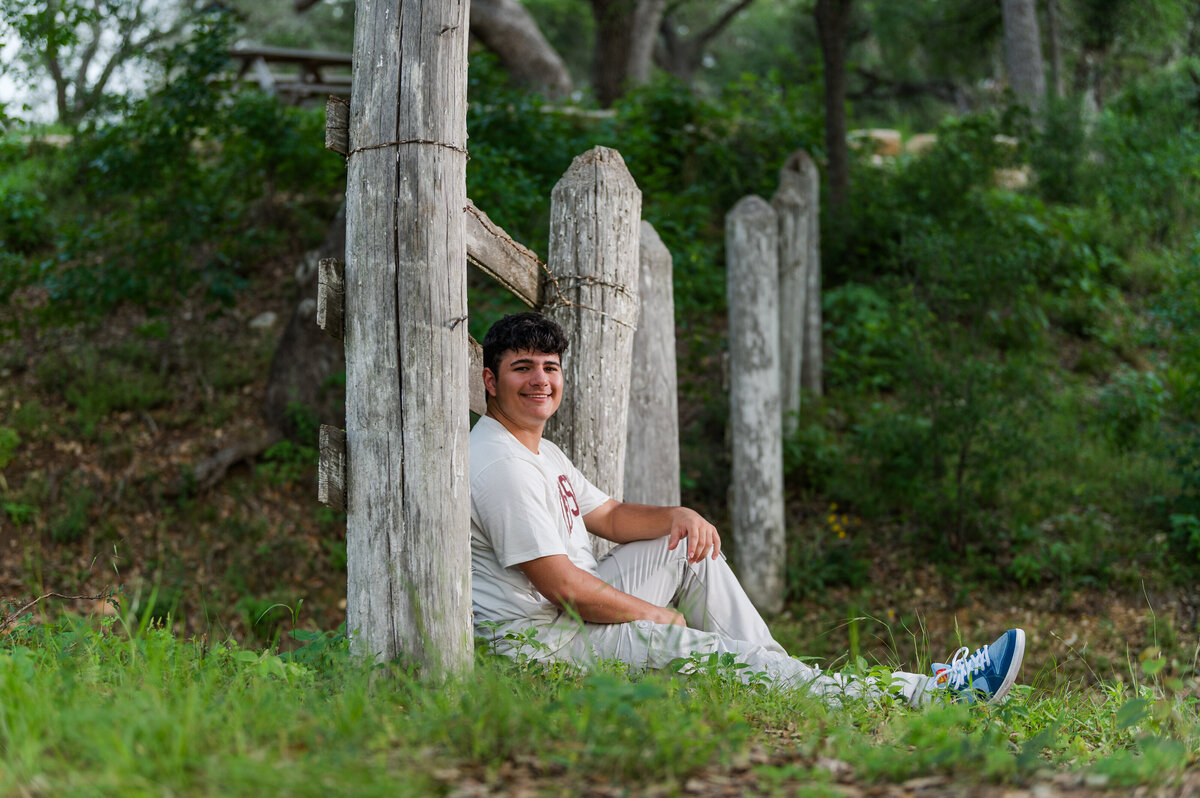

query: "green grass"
left=0, top=614, right=1196, bottom=796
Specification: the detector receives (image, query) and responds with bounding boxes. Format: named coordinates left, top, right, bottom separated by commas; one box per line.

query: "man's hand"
left=584, top=499, right=722, bottom=563
left=655, top=606, right=688, bottom=626
left=666, top=507, right=722, bottom=564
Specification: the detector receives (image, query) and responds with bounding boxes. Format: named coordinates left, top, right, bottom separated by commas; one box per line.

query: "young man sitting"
left=470, top=312, right=1024, bottom=706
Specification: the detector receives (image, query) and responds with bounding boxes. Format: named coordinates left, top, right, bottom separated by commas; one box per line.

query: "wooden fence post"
left=799, top=156, right=823, bottom=397
left=771, top=149, right=821, bottom=432
left=544, top=146, right=642, bottom=558
left=726, top=195, right=785, bottom=614
left=623, top=220, right=680, bottom=507
left=343, top=0, right=472, bottom=674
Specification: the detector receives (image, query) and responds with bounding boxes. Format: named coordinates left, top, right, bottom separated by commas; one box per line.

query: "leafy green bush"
left=463, top=59, right=822, bottom=329
left=0, top=188, right=49, bottom=254
left=803, top=104, right=1179, bottom=563
left=1089, top=62, right=1200, bottom=251
left=1030, top=96, right=1090, bottom=205
left=822, top=281, right=917, bottom=392
left=1151, top=240, right=1200, bottom=418
left=613, top=74, right=822, bottom=316
left=1096, top=367, right=1168, bottom=450
left=21, top=8, right=343, bottom=319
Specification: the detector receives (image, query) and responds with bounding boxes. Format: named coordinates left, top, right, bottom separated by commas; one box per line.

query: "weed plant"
left=0, top=615, right=1196, bottom=795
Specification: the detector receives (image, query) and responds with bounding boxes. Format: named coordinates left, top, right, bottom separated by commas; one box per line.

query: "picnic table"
left=230, top=46, right=351, bottom=102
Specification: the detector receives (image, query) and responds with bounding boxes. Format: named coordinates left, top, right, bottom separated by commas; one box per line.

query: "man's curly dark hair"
left=481, top=313, right=570, bottom=374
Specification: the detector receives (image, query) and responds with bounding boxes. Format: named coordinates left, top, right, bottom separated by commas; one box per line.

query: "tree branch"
left=694, top=0, right=757, bottom=50
left=0, top=590, right=115, bottom=634
left=86, top=4, right=191, bottom=121
left=74, top=3, right=104, bottom=98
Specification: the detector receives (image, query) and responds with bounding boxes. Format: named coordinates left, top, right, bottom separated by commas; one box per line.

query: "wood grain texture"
left=316, top=257, right=345, bottom=340
left=622, top=220, right=679, bottom=507
left=344, top=0, right=472, bottom=674
left=318, top=424, right=347, bottom=509
left=468, top=335, right=486, bottom=416
left=325, top=95, right=349, bottom=155
left=800, top=161, right=823, bottom=396
left=726, top=195, right=785, bottom=614
left=543, top=146, right=641, bottom=559
left=464, top=199, right=541, bottom=307
left=771, top=150, right=820, bottom=430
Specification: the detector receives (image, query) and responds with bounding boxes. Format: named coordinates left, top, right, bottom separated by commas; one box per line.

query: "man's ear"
left=482, top=367, right=498, bottom=397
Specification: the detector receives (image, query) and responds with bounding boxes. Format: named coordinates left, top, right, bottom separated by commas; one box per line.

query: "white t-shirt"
left=470, top=415, right=609, bottom=656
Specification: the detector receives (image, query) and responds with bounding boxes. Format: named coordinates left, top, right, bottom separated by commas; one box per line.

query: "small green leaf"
left=1141, top=657, right=1166, bottom=677
left=1115, top=698, right=1152, bottom=730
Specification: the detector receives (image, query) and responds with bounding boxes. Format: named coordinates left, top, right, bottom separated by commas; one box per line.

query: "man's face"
left=483, top=349, right=563, bottom=429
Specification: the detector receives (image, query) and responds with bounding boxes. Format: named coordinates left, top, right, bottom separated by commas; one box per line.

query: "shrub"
left=0, top=188, right=49, bottom=254
left=1089, top=62, right=1200, bottom=251
left=28, top=8, right=343, bottom=319
left=1096, top=367, right=1169, bottom=450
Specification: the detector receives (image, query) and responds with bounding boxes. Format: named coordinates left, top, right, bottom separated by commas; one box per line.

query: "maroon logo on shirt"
left=557, top=474, right=580, bottom=530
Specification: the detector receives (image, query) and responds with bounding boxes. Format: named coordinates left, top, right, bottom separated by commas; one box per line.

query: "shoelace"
left=939, top=644, right=992, bottom=690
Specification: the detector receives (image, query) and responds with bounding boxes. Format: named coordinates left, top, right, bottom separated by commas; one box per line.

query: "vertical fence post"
left=544, top=146, right=642, bottom=558
left=800, top=156, right=824, bottom=397
left=772, top=149, right=821, bottom=432
left=343, top=0, right=472, bottom=674
left=726, top=195, right=785, bottom=613
left=623, top=220, right=680, bottom=507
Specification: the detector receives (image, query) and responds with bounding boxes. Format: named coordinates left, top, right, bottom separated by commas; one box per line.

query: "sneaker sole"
left=987, top=628, right=1025, bottom=704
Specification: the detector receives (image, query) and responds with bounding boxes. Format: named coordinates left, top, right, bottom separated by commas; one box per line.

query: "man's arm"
left=518, top=554, right=685, bottom=626
left=582, top=499, right=721, bottom=564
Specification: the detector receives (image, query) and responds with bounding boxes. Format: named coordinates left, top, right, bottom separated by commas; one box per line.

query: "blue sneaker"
left=930, top=628, right=1025, bottom=704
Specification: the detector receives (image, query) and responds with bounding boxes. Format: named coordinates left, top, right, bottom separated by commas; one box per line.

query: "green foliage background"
left=3, top=6, right=1200, bottom=610
left=3, top=5, right=1200, bottom=791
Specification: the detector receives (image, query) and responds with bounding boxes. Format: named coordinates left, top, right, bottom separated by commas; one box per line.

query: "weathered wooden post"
left=623, top=220, right=680, bottom=507
left=544, top=146, right=642, bottom=557
left=800, top=158, right=823, bottom=397
left=726, top=195, right=785, bottom=613
left=772, top=150, right=821, bottom=432
left=342, top=0, right=472, bottom=673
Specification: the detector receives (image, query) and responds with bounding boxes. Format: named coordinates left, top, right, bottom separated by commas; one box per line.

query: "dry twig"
left=0, top=591, right=115, bottom=635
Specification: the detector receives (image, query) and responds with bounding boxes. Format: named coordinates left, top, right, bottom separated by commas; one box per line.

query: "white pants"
left=561, top=537, right=931, bottom=707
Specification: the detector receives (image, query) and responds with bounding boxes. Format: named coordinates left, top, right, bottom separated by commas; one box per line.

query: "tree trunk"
left=626, top=0, right=665, bottom=85
left=590, top=0, right=666, bottom=106
left=656, top=0, right=758, bottom=84
left=814, top=0, right=853, bottom=209
left=1190, top=3, right=1200, bottom=59
left=623, top=220, right=680, bottom=507
left=264, top=202, right=347, bottom=439
left=771, top=150, right=820, bottom=430
left=544, top=146, right=642, bottom=559
left=656, top=17, right=698, bottom=84
left=726, top=195, right=785, bottom=614
left=1046, top=0, right=1065, bottom=99
left=470, top=0, right=573, bottom=99
left=344, top=0, right=472, bottom=674
left=1001, top=0, right=1046, bottom=111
